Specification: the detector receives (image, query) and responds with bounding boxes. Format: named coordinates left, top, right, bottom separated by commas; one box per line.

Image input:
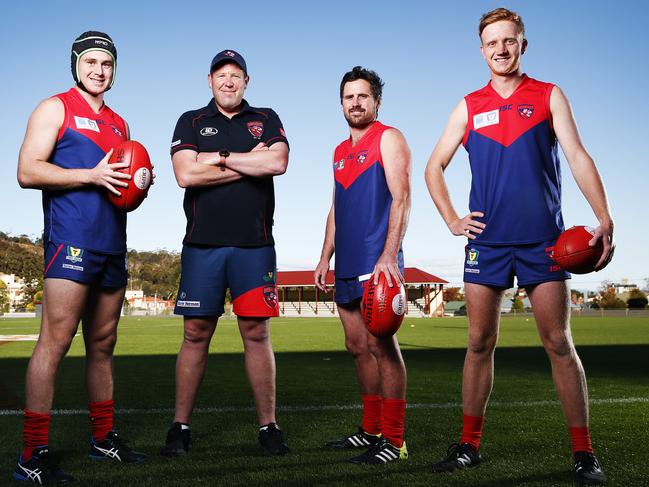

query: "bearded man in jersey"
left=14, top=31, right=147, bottom=485
left=424, top=8, right=613, bottom=485
left=315, top=66, right=411, bottom=464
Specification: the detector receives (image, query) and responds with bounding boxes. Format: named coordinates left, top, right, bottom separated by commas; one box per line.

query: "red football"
left=362, top=274, right=407, bottom=337
left=551, top=226, right=603, bottom=274
left=107, top=140, right=153, bottom=212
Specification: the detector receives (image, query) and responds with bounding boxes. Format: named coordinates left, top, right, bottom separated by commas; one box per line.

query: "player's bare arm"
left=424, top=99, right=486, bottom=240
left=17, top=98, right=130, bottom=195
left=373, top=128, right=411, bottom=287
left=172, top=149, right=243, bottom=188
left=550, top=86, right=614, bottom=270
left=315, top=186, right=336, bottom=293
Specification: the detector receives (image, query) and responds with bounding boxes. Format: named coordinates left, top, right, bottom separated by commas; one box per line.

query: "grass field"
left=1, top=315, right=647, bottom=486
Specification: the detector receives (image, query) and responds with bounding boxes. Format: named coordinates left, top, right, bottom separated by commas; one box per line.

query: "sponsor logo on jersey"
left=517, top=104, right=534, bottom=119
left=171, top=139, right=181, bottom=148
left=66, top=246, right=84, bottom=263
left=263, top=286, right=278, bottom=309
left=247, top=121, right=264, bottom=139
left=473, top=109, right=499, bottom=130
left=200, top=127, right=218, bottom=136
left=109, top=124, right=123, bottom=137
left=176, top=300, right=201, bottom=308
left=334, top=159, right=345, bottom=171
left=466, top=248, right=479, bottom=266
left=262, top=272, right=274, bottom=283
left=74, top=116, right=100, bottom=133
left=356, top=150, right=368, bottom=165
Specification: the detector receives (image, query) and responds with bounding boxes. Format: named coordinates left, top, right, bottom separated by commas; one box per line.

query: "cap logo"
left=224, top=51, right=235, bottom=57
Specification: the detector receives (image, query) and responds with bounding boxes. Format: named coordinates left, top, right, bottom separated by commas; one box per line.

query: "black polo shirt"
left=170, top=99, right=289, bottom=247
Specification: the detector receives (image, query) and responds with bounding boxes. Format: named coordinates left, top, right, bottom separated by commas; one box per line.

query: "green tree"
left=511, top=297, right=525, bottom=313
left=599, top=288, right=626, bottom=309
left=0, top=280, right=8, bottom=313
left=627, top=289, right=648, bottom=309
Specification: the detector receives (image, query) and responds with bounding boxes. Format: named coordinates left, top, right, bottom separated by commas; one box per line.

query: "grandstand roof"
left=276, top=267, right=448, bottom=287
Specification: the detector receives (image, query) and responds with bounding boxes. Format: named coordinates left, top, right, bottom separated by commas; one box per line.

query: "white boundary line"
left=0, top=397, right=646, bottom=417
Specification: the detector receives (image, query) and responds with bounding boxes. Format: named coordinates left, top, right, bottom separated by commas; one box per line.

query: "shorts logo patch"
left=200, top=127, right=218, bottom=136
left=66, top=246, right=84, bottom=263
left=263, top=285, right=278, bottom=309
left=74, top=116, right=99, bottom=132
left=517, top=104, right=535, bottom=119
left=473, top=109, right=499, bottom=130
left=177, top=300, right=200, bottom=308
left=262, top=272, right=274, bottom=283
left=466, top=248, right=479, bottom=266
left=62, top=264, right=84, bottom=271
left=247, top=121, right=264, bottom=139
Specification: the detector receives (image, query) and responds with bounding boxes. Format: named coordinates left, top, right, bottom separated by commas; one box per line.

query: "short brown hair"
left=478, top=7, right=525, bottom=39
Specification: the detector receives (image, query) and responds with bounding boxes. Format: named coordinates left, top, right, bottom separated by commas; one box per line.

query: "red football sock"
left=382, top=398, right=406, bottom=448
left=22, top=409, right=51, bottom=461
left=361, top=394, right=382, bottom=435
left=89, top=399, right=114, bottom=442
left=569, top=426, right=593, bottom=454
left=460, top=414, right=485, bottom=450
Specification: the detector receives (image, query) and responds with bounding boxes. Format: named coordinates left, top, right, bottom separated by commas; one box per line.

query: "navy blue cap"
left=210, top=50, right=247, bottom=74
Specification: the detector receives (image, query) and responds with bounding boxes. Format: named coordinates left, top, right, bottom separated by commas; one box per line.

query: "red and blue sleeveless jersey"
left=333, top=121, right=402, bottom=278
left=45, top=88, right=127, bottom=253
left=463, top=75, right=564, bottom=245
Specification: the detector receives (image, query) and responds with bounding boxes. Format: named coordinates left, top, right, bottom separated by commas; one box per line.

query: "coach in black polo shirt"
left=162, top=49, right=290, bottom=457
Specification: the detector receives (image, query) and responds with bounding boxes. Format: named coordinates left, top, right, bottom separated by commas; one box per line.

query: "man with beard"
left=315, top=66, right=411, bottom=464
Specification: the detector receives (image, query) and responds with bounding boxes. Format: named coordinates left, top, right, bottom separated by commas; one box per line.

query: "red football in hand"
left=107, top=140, right=153, bottom=212
left=362, top=274, right=407, bottom=337
left=551, top=226, right=604, bottom=274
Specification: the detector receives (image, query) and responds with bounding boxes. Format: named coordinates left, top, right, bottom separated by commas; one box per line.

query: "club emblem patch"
left=263, top=286, right=278, bottom=309
left=517, top=104, right=534, bottom=119
left=466, top=248, right=479, bottom=266
left=356, top=150, right=368, bottom=165
left=66, top=246, right=84, bottom=263
left=247, top=121, right=264, bottom=139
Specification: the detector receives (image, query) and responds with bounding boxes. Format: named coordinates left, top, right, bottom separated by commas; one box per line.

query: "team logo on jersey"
left=356, top=150, right=368, bottom=165
left=66, top=246, right=84, bottom=263
left=247, top=121, right=264, bottom=139
left=517, top=104, right=535, bottom=119
left=334, top=159, right=345, bottom=171
left=200, top=127, right=218, bottom=136
left=262, top=271, right=275, bottom=283
left=473, top=109, right=499, bottom=130
left=263, top=286, right=278, bottom=309
left=466, top=248, right=479, bottom=266
left=74, top=116, right=99, bottom=133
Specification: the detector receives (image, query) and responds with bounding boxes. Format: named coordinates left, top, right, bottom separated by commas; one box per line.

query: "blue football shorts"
left=44, top=241, right=127, bottom=288
left=175, top=245, right=279, bottom=318
left=463, top=238, right=570, bottom=289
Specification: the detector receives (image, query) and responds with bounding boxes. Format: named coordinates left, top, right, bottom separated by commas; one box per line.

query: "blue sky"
left=1, top=0, right=647, bottom=291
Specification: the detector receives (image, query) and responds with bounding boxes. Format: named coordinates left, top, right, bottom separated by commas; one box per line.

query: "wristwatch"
left=218, top=150, right=230, bottom=171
